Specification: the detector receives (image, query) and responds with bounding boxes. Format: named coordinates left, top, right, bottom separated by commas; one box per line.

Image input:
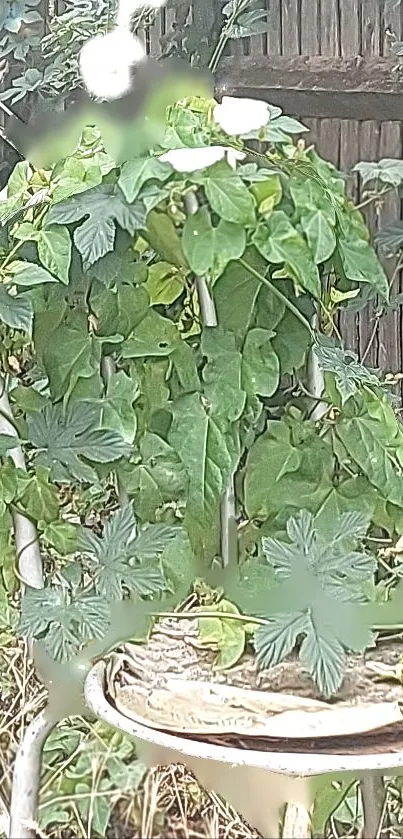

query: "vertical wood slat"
left=319, top=0, right=341, bottom=56
left=376, top=122, right=403, bottom=373
left=339, top=0, right=361, bottom=57
left=281, top=0, right=300, bottom=54
left=358, top=120, right=381, bottom=367
left=267, top=0, right=282, bottom=55
left=317, top=120, right=341, bottom=168
left=300, top=0, right=319, bottom=54
left=361, top=0, right=382, bottom=57
left=382, top=0, right=402, bottom=54
left=338, top=121, right=361, bottom=352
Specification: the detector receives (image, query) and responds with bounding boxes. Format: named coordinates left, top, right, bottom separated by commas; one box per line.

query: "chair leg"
left=360, top=775, right=385, bottom=839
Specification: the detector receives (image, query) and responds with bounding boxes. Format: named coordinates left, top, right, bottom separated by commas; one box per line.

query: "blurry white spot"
left=79, top=28, right=145, bottom=100
left=160, top=146, right=245, bottom=172
left=213, top=96, right=270, bottom=136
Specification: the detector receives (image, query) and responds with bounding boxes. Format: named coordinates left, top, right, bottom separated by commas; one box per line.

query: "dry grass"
left=0, top=637, right=259, bottom=839
left=3, top=635, right=403, bottom=839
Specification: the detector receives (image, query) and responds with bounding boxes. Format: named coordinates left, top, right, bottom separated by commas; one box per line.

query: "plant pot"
left=85, top=660, right=403, bottom=837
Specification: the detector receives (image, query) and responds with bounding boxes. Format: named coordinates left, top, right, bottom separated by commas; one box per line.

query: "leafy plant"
left=19, top=505, right=174, bottom=660
left=254, top=509, right=376, bottom=696
left=1, top=85, right=402, bottom=703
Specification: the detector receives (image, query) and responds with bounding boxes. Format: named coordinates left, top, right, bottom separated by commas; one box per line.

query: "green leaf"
left=7, top=160, right=31, bottom=197
left=10, top=384, right=46, bottom=414
left=299, top=627, right=346, bottom=697
left=51, top=156, right=104, bottom=204
left=19, top=586, right=111, bottom=662
left=252, top=210, right=321, bottom=298
left=28, top=401, right=130, bottom=483
left=42, top=520, right=79, bottom=554
left=201, top=327, right=246, bottom=422
left=299, top=210, right=336, bottom=264
left=334, top=394, right=403, bottom=508
left=354, top=157, right=403, bottom=187
left=192, top=160, right=256, bottom=225
left=254, top=612, right=310, bottom=668
left=145, top=262, right=184, bottom=306
left=337, top=212, right=389, bottom=301
left=271, top=116, right=308, bottom=135
left=250, top=174, right=282, bottom=214
left=272, top=306, right=311, bottom=374
left=169, top=392, right=239, bottom=559
left=20, top=469, right=60, bottom=523
left=255, top=508, right=375, bottom=695
left=37, top=226, right=71, bottom=284
left=182, top=205, right=246, bottom=278
left=41, top=324, right=102, bottom=403
left=314, top=342, right=382, bottom=404
left=119, top=432, right=187, bottom=522
left=74, top=215, right=115, bottom=269
left=100, top=370, right=139, bottom=444
left=47, top=184, right=147, bottom=269
left=118, top=156, right=173, bottom=203
left=7, top=261, right=59, bottom=286
left=197, top=599, right=246, bottom=670
left=144, top=210, right=187, bottom=268
left=122, top=309, right=181, bottom=358
left=0, top=286, right=32, bottom=332
left=79, top=505, right=170, bottom=600
left=0, top=434, right=20, bottom=455
left=244, top=419, right=333, bottom=519
left=242, top=327, right=280, bottom=397
left=290, top=177, right=336, bottom=224
left=214, top=246, right=263, bottom=343
left=161, top=529, right=196, bottom=595
left=91, top=284, right=149, bottom=340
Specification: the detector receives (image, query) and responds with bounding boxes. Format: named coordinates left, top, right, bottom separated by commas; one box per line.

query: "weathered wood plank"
left=339, top=120, right=360, bottom=352
left=376, top=122, right=402, bottom=373
left=381, top=0, right=402, bottom=55
left=215, top=56, right=403, bottom=121
left=317, top=119, right=340, bottom=167
left=361, top=0, right=382, bottom=57
left=340, top=0, right=361, bottom=57
left=319, top=0, right=341, bottom=56
left=281, top=0, right=300, bottom=54
left=358, top=120, right=381, bottom=367
left=266, top=0, right=282, bottom=56
left=300, top=0, right=319, bottom=55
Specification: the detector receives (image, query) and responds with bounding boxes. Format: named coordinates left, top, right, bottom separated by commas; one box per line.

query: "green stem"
left=151, top=609, right=268, bottom=626
left=239, top=258, right=315, bottom=337
left=151, top=610, right=403, bottom=634
left=208, top=0, right=251, bottom=73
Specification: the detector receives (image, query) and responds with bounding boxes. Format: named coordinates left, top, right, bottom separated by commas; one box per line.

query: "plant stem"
left=0, top=378, right=51, bottom=839
left=184, top=192, right=217, bottom=327
left=208, top=0, right=250, bottom=73
left=239, top=258, right=315, bottom=337
left=220, top=470, right=237, bottom=567
left=0, top=378, right=43, bottom=589
left=306, top=313, right=327, bottom=422
left=100, top=356, right=129, bottom=506
left=9, top=709, right=57, bottom=839
left=150, top=609, right=268, bottom=626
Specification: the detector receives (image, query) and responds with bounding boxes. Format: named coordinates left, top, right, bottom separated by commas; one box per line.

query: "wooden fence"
left=1, top=0, right=403, bottom=372
left=215, top=0, right=403, bottom=375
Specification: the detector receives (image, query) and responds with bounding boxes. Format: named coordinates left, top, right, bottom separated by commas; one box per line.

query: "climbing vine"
left=2, top=90, right=403, bottom=703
